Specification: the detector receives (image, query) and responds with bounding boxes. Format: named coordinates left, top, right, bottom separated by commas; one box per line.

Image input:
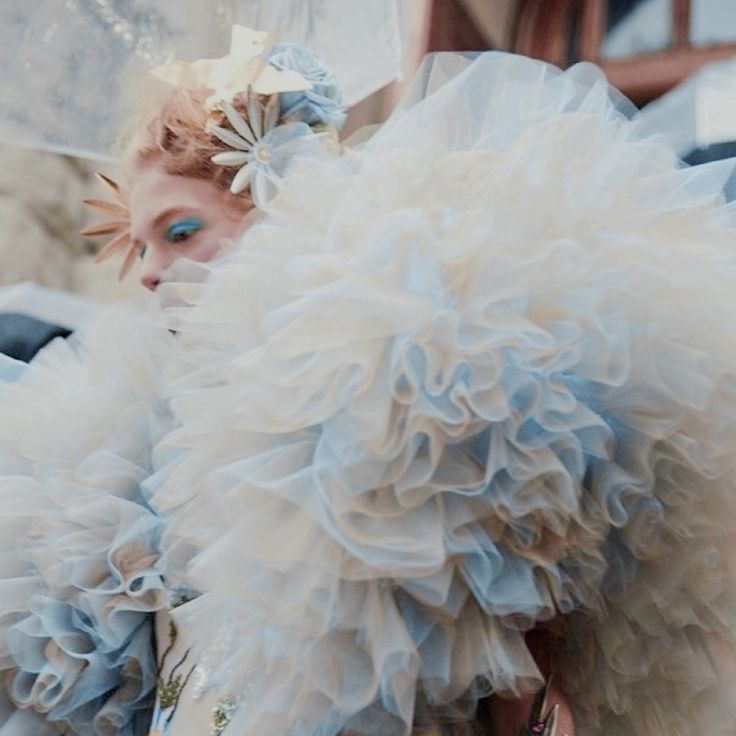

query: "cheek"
left=188, top=239, right=224, bottom=263
left=188, top=222, right=242, bottom=263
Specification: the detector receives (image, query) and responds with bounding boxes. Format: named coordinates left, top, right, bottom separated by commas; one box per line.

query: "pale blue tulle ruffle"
left=2, top=51, right=736, bottom=736
left=0, top=316, right=172, bottom=735
left=5, top=504, right=162, bottom=734
left=150, top=53, right=736, bottom=736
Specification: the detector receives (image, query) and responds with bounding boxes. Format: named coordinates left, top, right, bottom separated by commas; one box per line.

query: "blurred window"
left=603, top=0, right=736, bottom=58
left=690, top=0, right=736, bottom=47
left=603, top=0, right=672, bottom=59
left=513, top=0, right=736, bottom=103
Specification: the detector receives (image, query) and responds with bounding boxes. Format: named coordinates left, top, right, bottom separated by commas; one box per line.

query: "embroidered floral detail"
left=211, top=695, right=239, bottom=735
left=151, top=613, right=195, bottom=734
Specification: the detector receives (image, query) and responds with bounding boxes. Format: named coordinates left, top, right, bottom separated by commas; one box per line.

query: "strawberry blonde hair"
left=122, top=87, right=252, bottom=208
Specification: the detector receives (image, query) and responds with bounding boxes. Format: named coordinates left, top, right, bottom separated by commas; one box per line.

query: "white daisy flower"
left=210, top=88, right=280, bottom=194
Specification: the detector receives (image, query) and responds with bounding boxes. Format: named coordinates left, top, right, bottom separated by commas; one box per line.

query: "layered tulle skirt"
left=3, top=52, right=736, bottom=736
left=146, top=54, right=736, bottom=736
left=0, top=315, right=172, bottom=734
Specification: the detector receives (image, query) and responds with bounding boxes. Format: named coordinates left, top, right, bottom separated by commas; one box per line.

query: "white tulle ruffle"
left=0, top=314, right=173, bottom=735
left=149, top=53, right=736, bottom=736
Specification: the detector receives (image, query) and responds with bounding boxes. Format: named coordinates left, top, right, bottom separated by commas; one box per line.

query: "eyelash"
left=165, top=218, right=203, bottom=244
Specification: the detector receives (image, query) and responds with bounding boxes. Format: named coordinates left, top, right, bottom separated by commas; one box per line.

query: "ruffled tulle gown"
left=3, top=52, right=736, bottom=736
left=0, top=315, right=172, bottom=735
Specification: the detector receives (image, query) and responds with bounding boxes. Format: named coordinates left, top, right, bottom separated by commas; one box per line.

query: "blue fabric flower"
left=266, top=43, right=347, bottom=129
left=247, top=122, right=325, bottom=207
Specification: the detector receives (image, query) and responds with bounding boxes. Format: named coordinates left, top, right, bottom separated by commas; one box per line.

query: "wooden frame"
left=513, top=0, right=736, bottom=104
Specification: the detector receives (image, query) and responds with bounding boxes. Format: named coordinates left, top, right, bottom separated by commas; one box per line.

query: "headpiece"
left=80, top=173, right=135, bottom=280
left=82, top=25, right=346, bottom=279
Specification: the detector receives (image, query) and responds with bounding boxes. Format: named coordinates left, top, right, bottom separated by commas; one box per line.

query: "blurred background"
left=1, top=0, right=734, bottom=332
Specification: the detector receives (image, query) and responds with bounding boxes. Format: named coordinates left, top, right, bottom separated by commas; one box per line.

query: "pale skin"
left=129, top=164, right=256, bottom=291
left=127, top=164, right=576, bottom=736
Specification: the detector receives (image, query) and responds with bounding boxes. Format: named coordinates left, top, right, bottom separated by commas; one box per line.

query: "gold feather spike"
left=93, top=230, right=133, bottom=262
left=81, top=199, right=129, bottom=217
left=94, top=171, right=127, bottom=202
left=80, top=220, right=130, bottom=237
left=81, top=172, right=138, bottom=281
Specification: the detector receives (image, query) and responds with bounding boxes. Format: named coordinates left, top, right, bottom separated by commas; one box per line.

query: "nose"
left=140, top=268, right=159, bottom=292
left=139, top=246, right=173, bottom=292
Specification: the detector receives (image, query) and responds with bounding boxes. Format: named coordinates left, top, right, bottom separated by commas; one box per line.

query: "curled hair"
left=123, top=88, right=252, bottom=208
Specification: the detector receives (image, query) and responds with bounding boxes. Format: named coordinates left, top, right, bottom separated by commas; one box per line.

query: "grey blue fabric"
left=0, top=312, right=71, bottom=362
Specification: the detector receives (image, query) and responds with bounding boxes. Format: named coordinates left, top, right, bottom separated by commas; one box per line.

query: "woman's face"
left=129, top=165, right=254, bottom=291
